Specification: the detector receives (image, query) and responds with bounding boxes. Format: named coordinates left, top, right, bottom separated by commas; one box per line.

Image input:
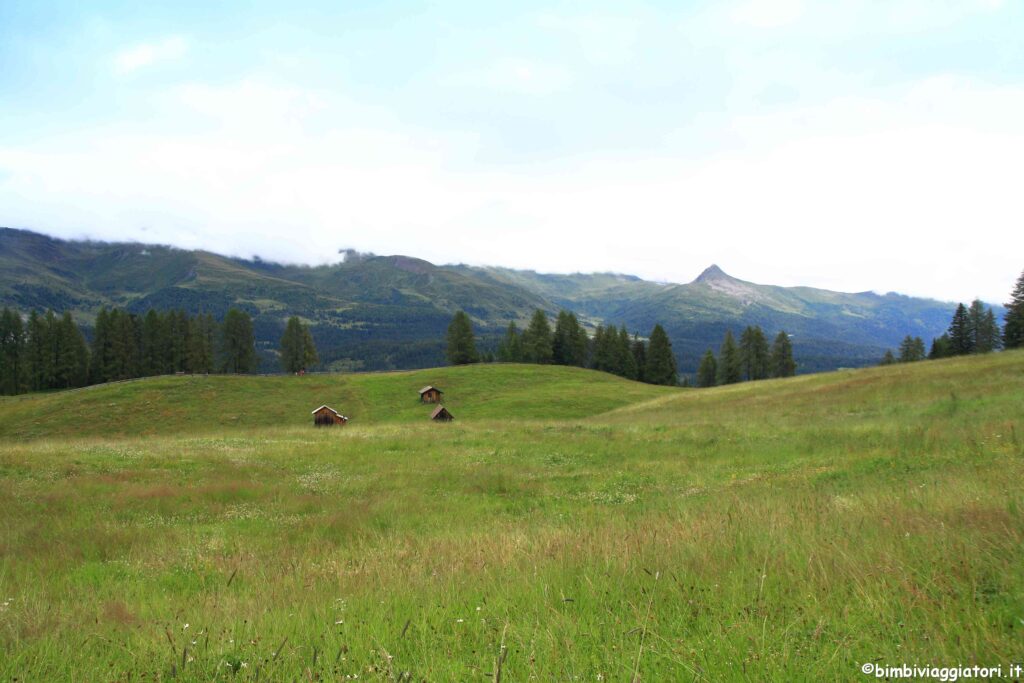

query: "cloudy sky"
left=1, top=0, right=1021, bottom=302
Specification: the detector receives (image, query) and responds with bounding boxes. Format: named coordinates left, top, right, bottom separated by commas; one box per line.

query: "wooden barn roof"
left=311, top=405, right=347, bottom=418
left=430, top=405, right=453, bottom=419
left=418, top=385, right=443, bottom=394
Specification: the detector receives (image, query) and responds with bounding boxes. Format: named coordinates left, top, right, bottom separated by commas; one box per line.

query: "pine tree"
left=90, top=308, right=112, bottom=384
left=0, top=307, right=27, bottom=395
left=697, top=349, right=717, bottom=388
left=769, top=330, right=796, bottom=377
left=644, top=324, right=678, bottom=386
left=739, top=325, right=770, bottom=380
left=445, top=311, right=479, bottom=365
left=571, top=316, right=589, bottom=368
left=280, top=316, right=319, bottom=372
left=591, top=325, right=615, bottom=372
left=26, top=311, right=50, bottom=391
left=1004, top=269, right=1024, bottom=349
left=497, top=321, right=523, bottom=362
left=142, top=309, right=165, bottom=376
left=220, top=308, right=257, bottom=373
left=168, top=310, right=190, bottom=373
left=948, top=303, right=973, bottom=355
left=880, top=349, right=896, bottom=365
left=521, top=310, right=553, bottom=364
left=187, top=313, right=216, bottom=374
left=977, top=309, right=1001, bottom=353
left=898, top=335, right=925, bottom=363
left=552, top=311, right=587, bottom=367
left=617, top=326, right=638, bottom=380
left=716, top=330, right=741, bottom=385
left=928, top=334, right=952, bottom=359
left=631, top=335, right=646, bottom=383
left=54, top=312, right=89, bottom=388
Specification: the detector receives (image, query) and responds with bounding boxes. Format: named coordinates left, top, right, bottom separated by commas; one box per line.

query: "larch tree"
left=497, top=321, right=523, bottom=362
left=644, top=324, right=678, bottom=386
left=769, top=330, right=797, bottom=377
left=739, top=325, right=770, bottom=381
left=280, top=316, right=320, bottom=373
left=1004, top=269, right=1024, bottom=349
left=445, top=310, right=479, bottom=365
left=697, top=349, right=718, bottom=388
left=522, top=310, right=554, bottom=364
left=220, top=308, right=257, bottom=374
left=716, top=330, right=742, bottom=385
left=948, top=303, right=973, bottom=356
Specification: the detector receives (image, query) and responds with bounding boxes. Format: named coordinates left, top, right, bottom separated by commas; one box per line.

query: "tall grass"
left=0, top=352, right=1022, bottom=679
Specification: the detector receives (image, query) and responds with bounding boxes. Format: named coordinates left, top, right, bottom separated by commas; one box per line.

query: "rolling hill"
left=1, top=352, right=1022, bottom=679
left=0, top=226, right=993, bottom=374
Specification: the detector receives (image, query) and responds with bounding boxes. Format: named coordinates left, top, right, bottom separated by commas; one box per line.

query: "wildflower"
left=183, top=623, right=190, bottom=630
left=456, top=618, right=464, bottom=623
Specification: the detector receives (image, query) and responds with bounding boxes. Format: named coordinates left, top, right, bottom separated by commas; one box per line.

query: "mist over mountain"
left=0, top=227, right=991, bottom=375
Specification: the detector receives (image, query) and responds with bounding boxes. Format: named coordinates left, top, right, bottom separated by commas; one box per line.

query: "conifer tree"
left=739, top=325, right=770, bottom=380
left=552, top=311, right=587, bottom=367
left=54, top=312, right=89, bottom=388
left=220, top=308, right=257, bottom=373
left=976, top=309, right=1001, bottom=353
left=897, top=335, right=926, bottom=363
left=948, top=303, right=973, bottom=355
left=568, top=313, right=588, bottom=367
left=697, top=349, right=717, bottom=388
left=142, top=309, right=165, bottom=376
left=1004, top=269, right=1024, bottom=349
left=187, top=313, right=216, bottom=374
left=716, top=330, right=741, bottom=385
left=769, top=330, right=796, bottom=377
left=880, top=349, right=896, bottom=365
left=591, top=325, right=615, bottom=372
left=90, top=308, right=112, bottom=384
left=631, top=335, right=646, bottom=383
left=0, top=307, right=27, bottom=395
left=644, top=324, right=678, bottom=386
left=521, top=310, right=553, bottom=364
left=280, top=316, right=319, bottom=372
left=497, top=321, right=523, bottom=362
left=445, top=311, right=478, bottom=365
left=617, top=326, right=638, bottom=380
left=928, top=334, right=952, bottom=359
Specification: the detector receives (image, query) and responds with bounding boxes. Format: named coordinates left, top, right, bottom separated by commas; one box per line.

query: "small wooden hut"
left=419, top=385, right=444, bottom=403
left=430, top=405, right=454, bottom=422
left=312, top=405, right=348, bottom=427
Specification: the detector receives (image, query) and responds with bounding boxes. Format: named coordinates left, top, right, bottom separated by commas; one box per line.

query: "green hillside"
left=0, top=364, right=675, bottom=440
left=1, top=227, right=980, bottom=374
left=1, top=353, right=1022, bottom=679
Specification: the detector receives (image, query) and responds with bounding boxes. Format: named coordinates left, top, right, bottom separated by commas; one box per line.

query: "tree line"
left=446, top=309, right=681, bottom=386
left=0, top=306, right=261, bottom=395
left=880, top=268, right=1024, bottom=365
left=695, top=326, right=796, bottom=388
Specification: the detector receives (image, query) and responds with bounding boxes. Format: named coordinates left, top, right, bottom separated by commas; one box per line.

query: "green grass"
left=1, top=354, right=1023, bottom=680
left=0, top=364, right=675, bottom=440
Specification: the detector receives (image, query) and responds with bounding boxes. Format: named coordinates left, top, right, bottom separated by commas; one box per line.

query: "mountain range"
left=0, top=227, right=994, bottom=375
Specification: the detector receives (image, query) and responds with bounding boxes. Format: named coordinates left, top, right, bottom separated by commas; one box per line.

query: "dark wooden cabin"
left=430, top=405, right=454, bottom=422
left=419, top=385, right=444, bottom=403
left=312, top=405, right=348, bottom=427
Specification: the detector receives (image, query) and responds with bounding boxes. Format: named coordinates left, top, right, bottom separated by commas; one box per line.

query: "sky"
left=1, top=0, right=1022, bottom=303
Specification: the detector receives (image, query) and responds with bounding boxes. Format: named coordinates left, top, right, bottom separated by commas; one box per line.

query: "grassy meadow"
left=1, top=355, right=1022, bottom=680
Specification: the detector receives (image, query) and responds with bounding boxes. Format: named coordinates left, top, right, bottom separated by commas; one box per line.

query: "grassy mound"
left=0, top=363, right=675, bottom=440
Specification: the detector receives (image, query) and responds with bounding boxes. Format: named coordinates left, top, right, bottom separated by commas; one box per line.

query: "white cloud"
left=0, top=75, right=1022, bottom=302
left=114, top=36, right=188, bottom=74
left=730, top=0, right=804, bottom=28
left=440, top=59, right=573, bottom=95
